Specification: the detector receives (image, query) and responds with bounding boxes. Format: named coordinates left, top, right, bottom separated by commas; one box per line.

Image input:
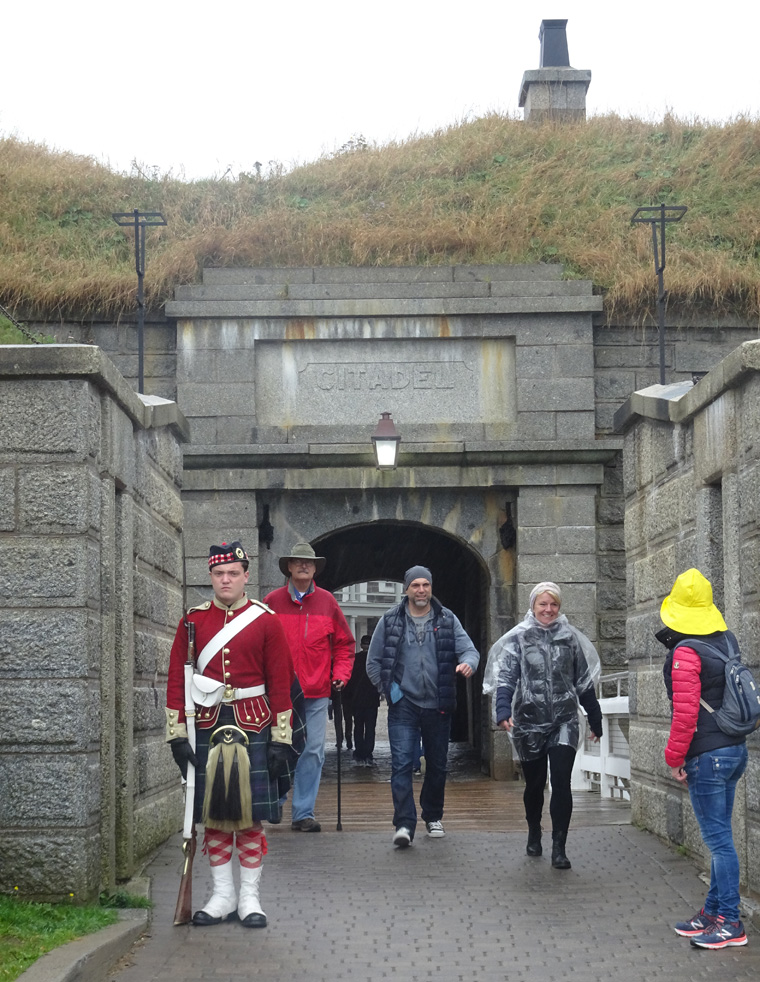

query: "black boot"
left=551, top=831, right=571, bottom=869
left=526, top=824, right=542, bottom=857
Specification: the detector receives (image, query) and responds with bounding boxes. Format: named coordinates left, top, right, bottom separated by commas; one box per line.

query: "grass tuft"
left=0, top=893, right=118, bottom=982
left=2, top=112, right=760, bottom=320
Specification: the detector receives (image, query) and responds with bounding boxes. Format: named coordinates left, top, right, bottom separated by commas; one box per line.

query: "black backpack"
left=685, top=636, right=760, bottom=737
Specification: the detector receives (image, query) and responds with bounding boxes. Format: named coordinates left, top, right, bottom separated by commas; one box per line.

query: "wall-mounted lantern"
left=371, top=412, right=401, bottom=469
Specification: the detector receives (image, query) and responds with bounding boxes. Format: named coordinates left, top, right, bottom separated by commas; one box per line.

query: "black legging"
left=520, top=744, right=576, bottom=834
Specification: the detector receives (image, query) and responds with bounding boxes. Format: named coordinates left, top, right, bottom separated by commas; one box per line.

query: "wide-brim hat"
left=279, top=541, right=326, bottom=577
left=660, top=568, right=727, bottom=635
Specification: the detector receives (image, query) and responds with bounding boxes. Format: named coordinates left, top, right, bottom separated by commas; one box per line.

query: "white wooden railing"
left=572, top=671, right=631, bottom=800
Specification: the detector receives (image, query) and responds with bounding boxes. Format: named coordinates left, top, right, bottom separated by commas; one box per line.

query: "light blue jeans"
left=290, top=697, right=329, bottom=822
left=684, top=742, right=748, bottom=922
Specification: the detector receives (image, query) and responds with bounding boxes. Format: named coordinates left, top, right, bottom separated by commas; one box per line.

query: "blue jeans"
left=684, top=743, right=748, bottom=922
left=290, top=697, right=329, bottom=822
left=387, top=696, right=451, bottom=837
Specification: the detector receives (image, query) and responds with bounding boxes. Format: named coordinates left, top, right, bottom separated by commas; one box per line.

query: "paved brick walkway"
left=109, top=773, right=758, bottom=982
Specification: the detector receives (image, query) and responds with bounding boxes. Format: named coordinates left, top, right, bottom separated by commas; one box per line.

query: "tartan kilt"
left=277, top=676, right=308, bottom=798
left=193, top=705, right=281, bottom=824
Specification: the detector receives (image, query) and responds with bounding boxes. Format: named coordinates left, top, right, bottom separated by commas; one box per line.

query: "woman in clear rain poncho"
left=483, top=582, right=603, bottom=869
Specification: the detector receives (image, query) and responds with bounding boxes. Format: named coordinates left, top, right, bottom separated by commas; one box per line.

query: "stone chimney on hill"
left=519, top=19, right=591, bottom=123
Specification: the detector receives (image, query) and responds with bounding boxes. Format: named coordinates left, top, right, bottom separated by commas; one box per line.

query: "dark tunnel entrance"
left=313, top=521, right=489, bottom=750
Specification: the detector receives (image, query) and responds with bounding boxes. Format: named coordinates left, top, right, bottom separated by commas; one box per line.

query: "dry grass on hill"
left=1, top=113, right=759, bottom=321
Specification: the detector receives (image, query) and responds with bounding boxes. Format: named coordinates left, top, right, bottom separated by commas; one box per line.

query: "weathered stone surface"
left=18, top=465, right=100, bottom=533
left=0, top=348, right=184, bottom=900
left=100, top=398, right=136, bottom=490
left=557, top=525, right=596, bottom=554
left=0, top=757, right=99, bottom=825
left=0, top=537, right=91, bottom=606
left=0, top=609, right=94, bottom=677
left=622, top=348, right=760, bottom=897
left=2, top=681, right=98, bottom=748
left=519, top=554, right=596, bottom=584
left=167, top=295, right=602, bottom=319
left=0, top=379, right=100, bottom=458
left=133, top=794, right=182, bottom=862
left=0, top=467, right=14, bottom=530
left=0, top=833, right=101, bottom=900
left=518, top=526, right=557, bottom=554
left=133, top=685, right=167, bottom=733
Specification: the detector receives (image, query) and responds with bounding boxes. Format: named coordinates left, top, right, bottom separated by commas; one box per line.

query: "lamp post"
left=112, top=209, right=167, bottom=394
left=630, top=203, right=687, bottom=385
left=371, top=412, right=401, bottom=469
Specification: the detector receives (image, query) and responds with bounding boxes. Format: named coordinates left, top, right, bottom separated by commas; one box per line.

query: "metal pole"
left=630, top=204, right=687, bottom=387
left=134, top=211, right=146, bottom=394
left=112, top=209, right=167, bottom=396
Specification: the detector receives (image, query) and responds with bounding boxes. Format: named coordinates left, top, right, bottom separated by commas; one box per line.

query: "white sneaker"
left=393, top=826, right=412, bottom=848
left=426, top=820, right=445, bottom=838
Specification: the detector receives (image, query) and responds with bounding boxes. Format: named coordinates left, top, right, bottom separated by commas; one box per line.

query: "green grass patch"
left=0, top=893, right=118, bottom=982
left=0, top=317, right=55, bottom=345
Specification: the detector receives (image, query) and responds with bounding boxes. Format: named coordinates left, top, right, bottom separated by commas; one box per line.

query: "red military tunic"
left=167, top=595, right=294, bottom=734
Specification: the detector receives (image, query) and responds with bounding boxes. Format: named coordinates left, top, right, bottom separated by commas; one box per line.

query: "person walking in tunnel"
left=264, top=542, right=355, bottom=832
left=346, top=634, right=381, bottom=765
left=166, top=541, right=298, bottom=927
left=366, top=565, right=480, bottom=847
left=483, top=581, right=603, bottom=869
left=659, top=569, right=750, bottom=949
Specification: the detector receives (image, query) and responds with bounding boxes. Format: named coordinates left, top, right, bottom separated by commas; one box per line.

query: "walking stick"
left=333, top=687, right=343, bottom=831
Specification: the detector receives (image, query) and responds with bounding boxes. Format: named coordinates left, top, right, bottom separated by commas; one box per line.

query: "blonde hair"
left=530, top=581, right=562, bottom=610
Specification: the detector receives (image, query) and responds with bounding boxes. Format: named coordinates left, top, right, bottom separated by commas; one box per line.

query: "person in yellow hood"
left=659, top=569, right=748, bottom=949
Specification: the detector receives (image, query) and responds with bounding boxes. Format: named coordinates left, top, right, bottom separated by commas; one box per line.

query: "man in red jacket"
left=264, top=542, right=354, bottom=831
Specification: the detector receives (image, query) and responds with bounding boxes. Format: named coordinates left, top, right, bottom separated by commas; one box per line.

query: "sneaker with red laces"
left=690, top=918, right=748, bottom=949
left=674, top=908, right=719, bottom=937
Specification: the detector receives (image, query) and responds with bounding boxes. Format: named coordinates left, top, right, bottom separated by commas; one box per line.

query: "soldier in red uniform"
left=166, top=541, right=296, bottom=927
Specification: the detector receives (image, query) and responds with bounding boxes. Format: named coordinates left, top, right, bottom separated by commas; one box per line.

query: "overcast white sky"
left=3, top=1, right=757, bottom=180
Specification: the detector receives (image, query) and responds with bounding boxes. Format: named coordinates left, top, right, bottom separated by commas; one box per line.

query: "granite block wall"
left=618, top=341, right=760, bottom=901
left=0, top=345, right=187, bottom=901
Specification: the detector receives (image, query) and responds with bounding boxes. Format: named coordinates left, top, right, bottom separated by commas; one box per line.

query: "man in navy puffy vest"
left=366, top=565, right=479, bottom=848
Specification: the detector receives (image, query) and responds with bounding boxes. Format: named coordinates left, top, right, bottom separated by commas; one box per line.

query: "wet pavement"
left=104, top=713, right=759, bottom=982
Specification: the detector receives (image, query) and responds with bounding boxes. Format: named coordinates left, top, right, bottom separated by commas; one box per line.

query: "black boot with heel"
left=526, top=824, right=542, bottom=857
left=551, top=830, right=571, bottom=869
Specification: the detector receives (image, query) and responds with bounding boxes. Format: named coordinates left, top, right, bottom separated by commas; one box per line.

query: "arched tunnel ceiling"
left=313, top=521, right=486, bottom=621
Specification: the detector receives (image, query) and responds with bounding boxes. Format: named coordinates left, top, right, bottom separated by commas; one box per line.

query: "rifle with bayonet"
left=173, top=545, right=198, bottom=926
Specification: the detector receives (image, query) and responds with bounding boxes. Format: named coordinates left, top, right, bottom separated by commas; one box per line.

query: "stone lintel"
left=165, top=295, right=602, bottom=319
left=182, top=439, right=621, bottom=474
left=181, top=461, right=608, bottom=492
left=201, top=264, right=566, bottom=287
left=173, top=280, right=594, bottom=302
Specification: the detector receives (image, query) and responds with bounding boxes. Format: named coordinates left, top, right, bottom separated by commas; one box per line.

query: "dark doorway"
left=314, top=521, right=489, bottom=749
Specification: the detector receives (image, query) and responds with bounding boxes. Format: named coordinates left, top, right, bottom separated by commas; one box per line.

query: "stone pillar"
left=519, top=19, right=591, bottom=123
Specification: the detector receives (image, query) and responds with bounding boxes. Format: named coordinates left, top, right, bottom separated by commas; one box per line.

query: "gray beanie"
left=403, top=565, right=433, bottom=590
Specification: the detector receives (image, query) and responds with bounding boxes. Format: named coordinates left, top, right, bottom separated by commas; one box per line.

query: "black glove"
left=267, top=742, right=297, bottom=780
left=169, top=738, right=198, bottom=779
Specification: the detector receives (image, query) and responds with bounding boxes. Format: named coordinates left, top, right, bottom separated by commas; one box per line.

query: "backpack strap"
left=677, top=637, right=735, bottom=714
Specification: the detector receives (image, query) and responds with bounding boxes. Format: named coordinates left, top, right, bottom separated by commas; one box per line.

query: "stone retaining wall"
left=0, top=345, right=189, bottom=901
left=615, top=341, right=760, bottom=898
